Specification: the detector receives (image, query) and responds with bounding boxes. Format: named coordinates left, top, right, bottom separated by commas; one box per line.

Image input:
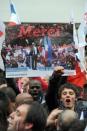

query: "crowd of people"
left=2, top=23, right=76, bottom=72
left=0, top=62, right=87, bottom=131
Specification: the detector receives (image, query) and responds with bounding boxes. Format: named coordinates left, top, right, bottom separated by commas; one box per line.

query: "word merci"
left=18, top=25, right=61, bottom=38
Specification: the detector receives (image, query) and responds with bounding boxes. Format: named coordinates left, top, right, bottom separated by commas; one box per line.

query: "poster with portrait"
left=2, top=23, right=76, bottom=78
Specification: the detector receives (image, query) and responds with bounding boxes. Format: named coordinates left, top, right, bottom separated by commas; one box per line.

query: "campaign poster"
left=2, top=23, right=76, bottom=78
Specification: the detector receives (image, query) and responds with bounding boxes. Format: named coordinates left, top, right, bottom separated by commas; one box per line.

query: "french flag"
left=8, top=0, right=21, bottom=26
left=0, top=31, right=3, bottom=37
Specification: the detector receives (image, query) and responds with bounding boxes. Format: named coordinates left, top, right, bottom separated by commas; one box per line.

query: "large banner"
left=2, top=23, right=76, bottom=78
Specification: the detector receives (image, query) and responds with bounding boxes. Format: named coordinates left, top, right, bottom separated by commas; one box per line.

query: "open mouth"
left=66, top=99, right=71, bottom=103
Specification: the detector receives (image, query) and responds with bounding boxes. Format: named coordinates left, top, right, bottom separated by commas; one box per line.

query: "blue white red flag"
left=47, top=36, right=52, bottom=62
left=8, top=0, right=21, bottom=26
left=43, top=36, right=52, bottom=62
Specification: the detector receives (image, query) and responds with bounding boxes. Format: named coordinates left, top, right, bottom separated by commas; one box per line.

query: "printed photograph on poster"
left=2, top=23, right=76, bottom=77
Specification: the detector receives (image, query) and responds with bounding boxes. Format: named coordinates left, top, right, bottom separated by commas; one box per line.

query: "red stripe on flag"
left=0, top=31, right=3, bottom=37
left=8, top=22, right=17, bottom=27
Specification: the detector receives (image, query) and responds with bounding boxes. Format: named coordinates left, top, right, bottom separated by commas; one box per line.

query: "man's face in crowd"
left=29, top=85, right=41, bottom=100
left=60, top=88, right=77, bottom=110
left=8, top=104, right=30, bottom=131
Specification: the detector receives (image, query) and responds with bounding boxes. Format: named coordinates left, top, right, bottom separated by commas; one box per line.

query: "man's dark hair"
left=0, top=78, right=7, bottom=85
left=0, top=91, right=10, bottom=116
left=24, top=101, right=47, bottom=131
left=58, top=82, right=79, bottom=99
left=0, top=91, right=10, bottom=110
left=0, top=109, right=8, bottom=131
left=6, top=78, right=20, bottom=95
left=0, top=91, right=10, bottom=130
left=0, top=87, right=16, bottom=102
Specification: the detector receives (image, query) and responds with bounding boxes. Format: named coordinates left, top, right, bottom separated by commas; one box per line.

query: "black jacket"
left=45, top=71, right=67, bottom=112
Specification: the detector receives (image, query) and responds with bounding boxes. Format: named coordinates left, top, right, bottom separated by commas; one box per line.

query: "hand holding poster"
left=3, top=23, right=76, bottom=78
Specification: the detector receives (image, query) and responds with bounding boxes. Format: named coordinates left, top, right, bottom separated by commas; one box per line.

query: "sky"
left=0, top=0, right=86, bottom=23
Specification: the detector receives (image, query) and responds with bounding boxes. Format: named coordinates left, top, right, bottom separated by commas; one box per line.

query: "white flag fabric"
left=78, top=1, right=87, bottom=47
left=77, top=46, right=86, bottom=71
left=8, top=0, right=21, bottom=26
left=78, top=24, right=87, bottom=47
left=80, top=111, right=84, bottom=120
left=73, top=22, right=79, bottom=49
left=77, top=24, right=86, bottom=70
left=69, top=10, right=79, bottom=48
left=0, top=20, right=5, bottom=70
left=69, top=10, right=86, bottom=72
left=84, top=125, right=87, bottom=131
left=77, top=1, right=87, bottom=71
left=69, top=10, right=83, bottom=65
